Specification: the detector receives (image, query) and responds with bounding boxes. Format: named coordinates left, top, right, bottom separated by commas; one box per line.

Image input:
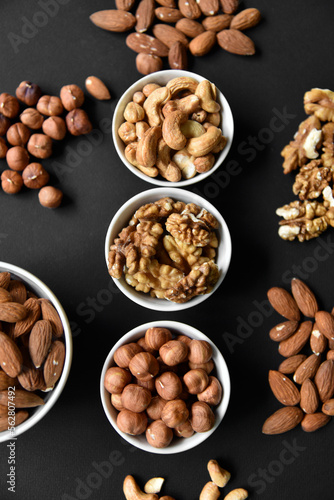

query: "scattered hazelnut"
left=174, top=420, right=194, bottom=438
left=27, top=133, right=52, bottom=159
left=1, top=170, right=23, bottom=194
left=0, top=115, right=11, bottom=136
left=188, top=339, right=212, bottom=364
left=7, top=123, right=31, bottom=147
left=0, top=137, right=8, bottom=158
left=121, top=384, right=152, bottom=413
left=114, top=342, right=143, bottom=368
left=38, top=186, right=63, bottom=209
left=190, top=401, right=215, bottom=432
left=37, top=95, right=63, bottom=116
left=66, top=109, right=93, bottom=136
left=161, top=399, right=189, bottom=428
left=146, top=419, right=173, bottom=448
left=183, top=369, right=210, bottom=395
left=145, top=327, right=173, bottom=350
left=197, top=376, right=223, bottom=406
left=129, top=352, right=159, bottom=382
left=22, top=163, right=49, bottom=189
left=111, top=393, right=125, bottom=412
left=159, top=340, right=189, bottom=366
left=15, top=81, right=41, bottom=106
left=6, top=146, right=29, bottom=171
left=60, top=84, right=85, bottom=111
left=42, top=116, right=66, bottom=140
left=20, top=108, right=44, bottom=130
left=146, top=395, right=167, bottom=420
left=0, top=93, right=20, bottom=118
left=85, top=76, right=111, bottom=101
left=117, top=409, right=147, bottom=435
left=155, top=371, right=182, bottom=400
left=104, top=366, right=132, bottom=394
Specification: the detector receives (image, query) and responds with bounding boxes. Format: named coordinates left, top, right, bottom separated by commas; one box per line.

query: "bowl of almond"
left=112, top=69, right=234, bottom=186
left=0, top=262, right=72, bottom=442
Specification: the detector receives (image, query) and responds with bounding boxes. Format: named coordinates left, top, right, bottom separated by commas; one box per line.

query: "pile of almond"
left=0, top=271, right=66, bottom=432
left=263, top=278, right=334, bottom=435
left=90, top=1, right=261, bottom=75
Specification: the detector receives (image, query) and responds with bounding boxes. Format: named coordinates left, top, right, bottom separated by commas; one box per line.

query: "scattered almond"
left=262, top=407, right=304, bottom=435
left=278, top=354, right=307, bottom=374
left=217, top=29, right=255, bottom=56
left=90, top=9, right=136, bottom=32
left=85, top=76, right=111, bottom=101
left=315, top=310, right=334, bottom=341
left=291, top=278, right=318, bottom=318
left=168, top=41, right=188, bottom=69
left=278, top=321, right=312, bottom=357
left=230, top=8, right=261, bottom=31
left=269, top=320, right=299, bottom=342
left=314, top=359, right=334, bottom=402
left=310, top=323, right=327, bottom=354
left=301, top=412, right=330, bottom=432
left=7, top=279, right=27, bottom=304
left=189, top=30, right=216, bottom=56
left=267, top=287, right=301, bottom=321
left=322, top=399, right=334, bottom=416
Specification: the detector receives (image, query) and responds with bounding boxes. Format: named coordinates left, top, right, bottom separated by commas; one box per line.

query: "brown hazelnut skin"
left=15, top=81, right=42, bottom=106
left=116, top=409, right=147, bottom=435
left=197, top=376, right=222, bottom=406
left=38, top=186, right=63, bottom=209
left=0, top=137, right=8, bottom=158
left=190, top=401, right=215, bottom=432
left=129, top=352, right=159, bottom=382
left=1, top=170, right=23, bottom=194
left=104, top=366, right=132, bottom=394
left=7, top=123, right=31, bottom=147
left=20, top=108, right=44, bottom=130
left=146, top=419, right=173, bottom=448
left=111, top=393, right=124, bottom=412
left=60, top=84, right=85, bottom=111
left=146, top=395, right=167, bottom=420
left=188, top=359, right=215, bottom=374
left=22, top=163, right=49, bottom=189
left=121, top=384, right=152, bottom=413
left=176, top=334, right=192, bottom=346
left=145, top=327, right=172, bottom=350
left=135, top=377, right=155, bottom=392
left=174, top=419, right=194, bottom=438
left=183, top=369, right=209, bottom=395
left=37, top=95, right=63, bottom=116
left=27, top=134, right=52, bottom=159
left=137, top=336, right=156, bottom=355
left=159, top=340, right=189, bottom=366
left=114, top=342, right=143, bottom=368
left=188, top=339, right=212, bottom=364
left=0, top=93, right=20, bottom=118
left=6, top=146, right=30, bottom=171
left=66, top=109, right=93, bottom=136
left=0, top=115, right=11, bottom=136
left=155, top=372, right=182, bottom=401
left=161, top=399, right=189, bottom=428
left=42, top=116, right=66, bottom=140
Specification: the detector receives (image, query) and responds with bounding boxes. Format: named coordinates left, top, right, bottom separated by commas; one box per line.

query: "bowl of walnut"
left=100, top=320, right=230, bottom=454
left=105, top=187, right=232, bottom=311
left=0, top=262, right=72, bottom=442
left=112, top=69, right=234, bottom=186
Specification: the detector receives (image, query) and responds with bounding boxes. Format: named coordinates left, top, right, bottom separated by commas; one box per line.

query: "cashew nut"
left=206, top=112, right=221, bottom=127
left=186, top=126, right=221, bottom=157
left=162, top=94, right=200, bottom=117
left=118, top=121, right=137, bottom=144
left=180, top=120, right=205, bottom=138
left=144, top=477, right=164, bottom=494
left=172, top=149, right=196, bottom=179
left=156, top=139, right=182, bottom=181
left=159, top=497, right=176, bottom=500
left=191, top=109, right=207, bottom=123
left=162, top=110, right=188, bottom=150
left=194, top=153, right=215, bottom=173
left=211, top=135, right=227, bottom=154
left=136, top=126, right=162, bottom=167
left=195, top=80, right=220, bottom=114
left=136, top=121, right=150, bottom=140
left=143, top=86, right=171, bottom=127
left=123, top=475, right=158, bottom=500
left=124, top=102, right=145, bottom=123
left=166, top=76, right=199, bottom=96
left=223, top=488, right=248, bottom=500
left=125, top=142, right=159, bottom=178
left=199, top=481, right=220, bottom=500
left=207, top=460, right=231, bottom=488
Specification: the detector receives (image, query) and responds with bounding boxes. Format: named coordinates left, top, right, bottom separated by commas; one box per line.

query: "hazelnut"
left=132, top=91, right=146, bottom=105
left=0, top=137, right=8, bottom=158
left=155, top=372, right=182, bottom=400
left=188, top=359, right=215, bottom=374
left=146, top=419, right=173, bottom=448
left=0, top=115, right=11, bottom=136
left=161, top=399, right=189, bottom=428
left=129, top=352, right=159, bottom=382
left=27, top=134, right=52, bottom=159
left=15, top=81, right=41, bottom=106
left=116, top=409, right=147, bottom=435
left=135, top=377, right=155, bottom=392
left=145, top=327, right=172, bottom=351
left=38, top=186, right=63, bottom=209
left=60, top=84, right=85, bottom=111
left=20, top=108, right=44, bottom=130
left=6, top=146, right=29, bottom=171
left=123, top=102, right=145, bottom=123
left=121, top=384, right=152, bottom=413
left=37, top=95, right=63, bottom=116
left=174, top=419, right=194, bottom=438
left=85, top=76, right=111, bottom=101
left=114, top=342, right=143, bottom=368
left=188, top=340, right=212, bottom=364
left=111, top=393, right=124, bottom=412
left=142, top=83, right=161, bottom=97
left=118, top=122, right=136, bottom=145
left=104, top=366, right=132, bottom=394
left=42, top=116, right=66, bottom=140
left=190, top=401, right=215, bottom=432
left=22, top=163, right=49, bottom=189
left=197, top=376, right=222, bottom=406
left=0, top=93, right=20, bottom=118
left=1, top=170, right=23, bottom=194
left=176, top=334, right=192, bottom=346
left=194, top=154, right=215, bottom=174
left=183, top=369, right=209, bottom=395
left=159, top=340, right=189, bottom=366
left=66, top=109, right=93, bottom=136
left=7, top=123, right=31, bottom=147
left=137, top=336, right=156, bottom=355
left=146, top=395, right=167, bottom=420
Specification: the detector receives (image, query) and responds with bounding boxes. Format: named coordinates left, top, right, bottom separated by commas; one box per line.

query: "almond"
left=40, top=298, right=63, bottom=338
left=269, top=320, right=299, bottom=342
left=14, top=297, right=40, bottom=338
left=268, top=370, right=300, bottom=406
left=18, top=361, right=44, bottom=392
left=0, top=272, right=10, bottom=289
left=155, top=7, right=183, bottom=23
left=168, top=41, right=188, bottom=70
left=90, top=10, right=136, bottom=32
left=136, top=0, right=155, bottom=33
left=85, top=76, right=111, bottom=101
left=126, top=32, right=169, bottom=56
left=314, top=359, right=334, bottom=402
left=136, top=53, right=163, bottom=75
left=0, top=388, right=44, bottom=407
left=0, top=410, right=28, bottom=432
left=43, top=340, right=66, bottom=390
left=153, top=24, right=189, bottom=48
left=178, top=0, right=202, bottom=20
left=0, top=302, right=27, bottom=323
left=202, top=14, right=233, bottom=32
left=230, top=8, right=261, bottom=31
left=300, top=379, right=319, bottom=414
left=197, top=0, right=219, bottom=17
left=0, top=287, right=12, bottom=304
left=262, top=407, right=303, bottom=435
left=267, top=287, right=301, bottom=321
left=7, top=279, right=27, bottom=305
left=29, top=320, right=52, bottom=368
left=156, top=0, right=176, bottom=7
left=189, top=30, right=216, bottom=56
left=220, top=0, right=238, bottom=14
left=322, top=399, right=334, bottom=416
left=279, top=321, right=312, bottom=357
left=293, top=354, right=321, bottom=385
left=278, top=354, right=307, bottom=375
left=310, top=323, right=327, bottom=354
left=175, top=18, right=205, bottom=38
left=291, top=278, right=318, bottom=318
left=0, top=331, right=22, bottom=377
left=315, top=310, right=334, bottom=341
left=0, top=370, right=17, bottom=390
left=116, top=0, right=136, bottom=10
left=327, top=350, right=334, bottom=360
left=217, top=28, right=255, bottom=55
left=301, top=412, right=330, bottom=432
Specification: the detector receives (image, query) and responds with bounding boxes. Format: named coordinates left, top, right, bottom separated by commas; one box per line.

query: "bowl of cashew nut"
left=112, top=70, right=234, bottom=186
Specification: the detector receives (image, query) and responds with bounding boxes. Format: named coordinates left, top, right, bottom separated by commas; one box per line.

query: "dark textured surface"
left=0, top=0, right=334, bottom=499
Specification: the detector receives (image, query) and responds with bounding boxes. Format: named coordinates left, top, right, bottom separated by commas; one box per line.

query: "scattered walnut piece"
left=277, top=200, right=328, bottom=242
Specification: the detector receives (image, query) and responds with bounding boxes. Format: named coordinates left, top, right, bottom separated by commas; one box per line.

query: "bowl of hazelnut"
left=112, top=69, right=234, bottom=186
left=105, top=187, right=232, bottom=311
left=100, top=321, right=230, bottom=454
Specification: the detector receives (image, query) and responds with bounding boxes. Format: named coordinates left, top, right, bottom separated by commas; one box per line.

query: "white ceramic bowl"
left=105, top=187, right=232, bottom=311
left=100, top=320, right=230, bottom=454
left=112, top=69, right=234, bottom=187
left=0, top=262, right=72, bottom=443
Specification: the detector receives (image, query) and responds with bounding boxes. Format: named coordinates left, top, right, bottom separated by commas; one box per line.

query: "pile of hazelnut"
left=0, top=81, right=93, bottom=208
left=104, top=326, right=223, bottom=449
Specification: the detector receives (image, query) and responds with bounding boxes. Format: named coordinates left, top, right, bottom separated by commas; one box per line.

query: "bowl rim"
left=104, top=187, right=232, bottom=311
left=0, top=261, right=73, bottom=442
left=112, top=69, right=234, bottom=187
left=100, top=320, right=231, bottom=454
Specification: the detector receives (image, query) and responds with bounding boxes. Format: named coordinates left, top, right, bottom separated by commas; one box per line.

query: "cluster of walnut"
left=277, top=88, right=334, bottom=241
left=118, top=76, right=227, bottom=182
left=104, top=327, right=223, bottom=449
left=108, top=197, right=220, bottom=303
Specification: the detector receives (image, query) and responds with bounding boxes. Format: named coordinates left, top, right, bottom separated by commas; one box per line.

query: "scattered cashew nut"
left=199, top=481, right=221, bottom=500
left=144, top=477, right=164, bottom=494
left=195, top=80, right=221, bottom=114
left=123, top=475, right=158, bottom=500
left=187, top=126, right=222, bottom=157
left=223, top=488, right=248, bottom=500
left=162, top=110, right=188, bottom=150
left=207, top=460, right=231, bottom=488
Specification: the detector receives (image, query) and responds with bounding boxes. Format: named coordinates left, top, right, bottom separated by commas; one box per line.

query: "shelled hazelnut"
left=1, top=170, right=23, bottom=194
left=22, top=163, right=49, bottom=189
left=20, top=108, right=44, bottom=130
left=7, top=123, right=31, bottom=147
left=38, top=186, right=63, bottom=209
left=27, top=134, right=52, bottom=159
left=0, top=93, right=20, bottom=118
left=0, top=137, right=8, bottom=158
left=66, top=109, right=92, bottom=136
left=6, top=146, right=29, bottom=171
left=60, top=84, right=85, bottom=111
left=37, top=95, right=63, bottom=116
left=42, top=116, right=66, bottom=140
left=15, top=81, right=41, bottom=106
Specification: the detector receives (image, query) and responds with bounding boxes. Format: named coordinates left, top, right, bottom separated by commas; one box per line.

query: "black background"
left=0, top=0, right=334, bottom=499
